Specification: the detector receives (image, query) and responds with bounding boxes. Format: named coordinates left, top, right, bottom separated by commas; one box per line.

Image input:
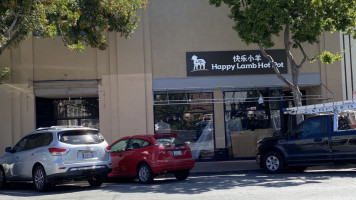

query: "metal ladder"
left=283, top=100, right=356, bottom=132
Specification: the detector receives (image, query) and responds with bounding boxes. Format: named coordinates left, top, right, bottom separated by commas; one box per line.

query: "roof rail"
left=36, top=125, right=86, bottom=131
left=50, top=126, right=85, bottom=129
left=36, top=127, right=52, bottom=131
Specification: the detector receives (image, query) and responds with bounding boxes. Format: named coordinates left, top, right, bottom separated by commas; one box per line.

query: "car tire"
left=88, top=176, right=104, bottom=187
left=174, top=170, right=190, bottom=180
left=137, top=163, right=154, bottom=184
left=33, top=166, right=49, bottom=192
left=0, top=168, right=8, bottom=189
left=263, top=151, right=285, bottom=173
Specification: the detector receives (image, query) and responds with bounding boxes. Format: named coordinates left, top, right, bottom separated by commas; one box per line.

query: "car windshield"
left=58, top=130, right=104, bottom=144
left=155, top=136, right=186, bottom=147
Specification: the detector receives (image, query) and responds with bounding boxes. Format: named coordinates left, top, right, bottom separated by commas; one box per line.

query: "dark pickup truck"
left=256, top=114, right=356, bottom=173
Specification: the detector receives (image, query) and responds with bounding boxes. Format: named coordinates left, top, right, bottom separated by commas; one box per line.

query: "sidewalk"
left=190, top=159, right=260, bottom=175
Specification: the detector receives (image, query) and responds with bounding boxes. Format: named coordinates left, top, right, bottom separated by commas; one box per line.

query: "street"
left=2, top=168, right=356, bottom=200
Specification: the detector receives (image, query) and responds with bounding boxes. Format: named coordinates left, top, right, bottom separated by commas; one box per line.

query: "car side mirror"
left=5, top=147, right=12, bottom=153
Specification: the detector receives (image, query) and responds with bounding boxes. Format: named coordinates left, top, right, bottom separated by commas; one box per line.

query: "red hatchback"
left=107, top=133, right=195, bottom=183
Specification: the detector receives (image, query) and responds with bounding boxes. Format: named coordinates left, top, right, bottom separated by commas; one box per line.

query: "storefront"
left=153, top=49, right=321, bottom=160
left=152, top=86, right=311, bottom=160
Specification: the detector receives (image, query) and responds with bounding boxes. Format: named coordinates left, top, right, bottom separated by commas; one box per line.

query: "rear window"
left=155, top=136, right=186, bottom=147
left=58, top=130, right=105, bottom=144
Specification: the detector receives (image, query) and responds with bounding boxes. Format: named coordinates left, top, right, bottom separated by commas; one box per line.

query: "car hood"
left=258, top=135, right=288, bottom=144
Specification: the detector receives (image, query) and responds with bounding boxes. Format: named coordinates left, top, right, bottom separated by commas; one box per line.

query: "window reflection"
left=224, top=89, right=282, bottom=158
left=154, top=92, right=214, bottom=160
left=53, top=99, right=99, bottom=128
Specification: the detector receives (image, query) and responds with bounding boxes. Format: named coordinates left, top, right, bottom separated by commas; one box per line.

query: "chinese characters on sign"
left=233, top=54, right=262, bottom=62
left=186, top=50, right=287, bottom=76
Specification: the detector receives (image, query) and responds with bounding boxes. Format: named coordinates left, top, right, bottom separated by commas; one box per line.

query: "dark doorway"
left=36, top=98, right=99, bottom=128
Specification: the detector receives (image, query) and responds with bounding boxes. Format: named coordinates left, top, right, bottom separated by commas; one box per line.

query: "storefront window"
left=224, top=89, right=282, bottom=158
left=154, top=92, right=214, bottom=160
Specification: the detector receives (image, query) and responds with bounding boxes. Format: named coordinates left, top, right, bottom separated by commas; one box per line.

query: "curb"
left=190, top=169, right=262, bottom=176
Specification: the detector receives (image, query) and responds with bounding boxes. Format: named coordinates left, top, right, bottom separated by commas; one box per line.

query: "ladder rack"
left=283, top=100, right=356, bottom=115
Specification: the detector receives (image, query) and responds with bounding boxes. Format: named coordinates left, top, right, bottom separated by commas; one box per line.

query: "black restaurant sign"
left=186, top=50, right=287, bottom=76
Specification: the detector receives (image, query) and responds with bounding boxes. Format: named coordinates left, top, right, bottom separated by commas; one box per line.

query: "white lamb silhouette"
left=191, top=55, right=206, bottom=71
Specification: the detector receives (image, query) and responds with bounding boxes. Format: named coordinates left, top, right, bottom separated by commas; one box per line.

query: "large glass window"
left=154, top=91, right=214, bottom=160
left=224, top=89, right=282, bottom=158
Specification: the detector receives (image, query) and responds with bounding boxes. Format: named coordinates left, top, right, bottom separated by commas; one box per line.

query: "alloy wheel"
left=139, top=166, right=149, bottom=182
left=137, top=163, right=153, bottom=184
left=266, top=155, right=279, bottom=171
left=34, top=167, right=46, bottom=191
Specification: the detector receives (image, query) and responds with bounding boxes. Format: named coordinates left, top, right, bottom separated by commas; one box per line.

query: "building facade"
left=0, top=0, right=354, bottom=160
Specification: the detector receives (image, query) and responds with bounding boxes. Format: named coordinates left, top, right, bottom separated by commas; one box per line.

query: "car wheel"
left=33, top=166, right=49, bottom=192
left=137, top=163, right=154, bottom=184
left=0, top=168, right=8, bottom=189
left=88, top=176, right=104, bottom=187
left=174, top=170, right=190, bottom=180
left=263, top=151, right=285, bottom=173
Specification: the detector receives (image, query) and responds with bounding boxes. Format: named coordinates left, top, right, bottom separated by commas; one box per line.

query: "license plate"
left=173, top=151, right=182, bottom=156
left=83, top=152, right=93, bottom=159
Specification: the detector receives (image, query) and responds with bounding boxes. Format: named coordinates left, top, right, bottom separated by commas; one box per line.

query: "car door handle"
left=119, top=154, right=124, bottom=157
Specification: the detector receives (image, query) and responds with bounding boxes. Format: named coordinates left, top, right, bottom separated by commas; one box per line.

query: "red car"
left=107, top=133, right=195, bottom=183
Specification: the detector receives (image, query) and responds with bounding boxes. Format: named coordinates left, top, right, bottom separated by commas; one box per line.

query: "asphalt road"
left=2, top=168, right=356, bottom=200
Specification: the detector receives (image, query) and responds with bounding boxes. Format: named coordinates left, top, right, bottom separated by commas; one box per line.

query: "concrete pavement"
left=190, top=159, right=356, bottom=175
left=190, top=159, right=260, bottom=175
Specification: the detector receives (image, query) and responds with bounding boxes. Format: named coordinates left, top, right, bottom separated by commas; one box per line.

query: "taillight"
left=105, top=146, right=111, bottom=153
left=48, top=148, right=68, bottom=156
left=158, top=145, right=166, bottom=151
left=157, top=145, right=168, bottom=160
left=186, top=148, right=192, bottom=158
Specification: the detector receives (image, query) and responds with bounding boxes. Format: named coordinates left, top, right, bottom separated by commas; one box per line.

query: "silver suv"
left=0, top=126, right=112, bottom=192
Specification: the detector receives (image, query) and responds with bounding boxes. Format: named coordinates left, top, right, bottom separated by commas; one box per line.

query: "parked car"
left=257, top=100, right=356, bottom=173
left=107, top=133, right=195, bottom=183
left=0, top=126, right=112, bottom=192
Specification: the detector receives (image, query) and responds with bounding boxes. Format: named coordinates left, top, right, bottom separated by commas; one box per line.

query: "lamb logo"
left=191, top=55, right=208, bottom=72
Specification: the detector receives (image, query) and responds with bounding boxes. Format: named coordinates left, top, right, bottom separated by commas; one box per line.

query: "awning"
left=153, top=73, right=334, bottom=105
left=34, top=80, right=98, bottom=98
left=153, top=73, right=321, bottom=91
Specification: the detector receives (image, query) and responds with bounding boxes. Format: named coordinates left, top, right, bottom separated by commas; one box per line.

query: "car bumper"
left=151, top=158, right=195, bottom=174
left=256, top=154, right=261, bottom=164
left=47, top=165, right=111, bottom=184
